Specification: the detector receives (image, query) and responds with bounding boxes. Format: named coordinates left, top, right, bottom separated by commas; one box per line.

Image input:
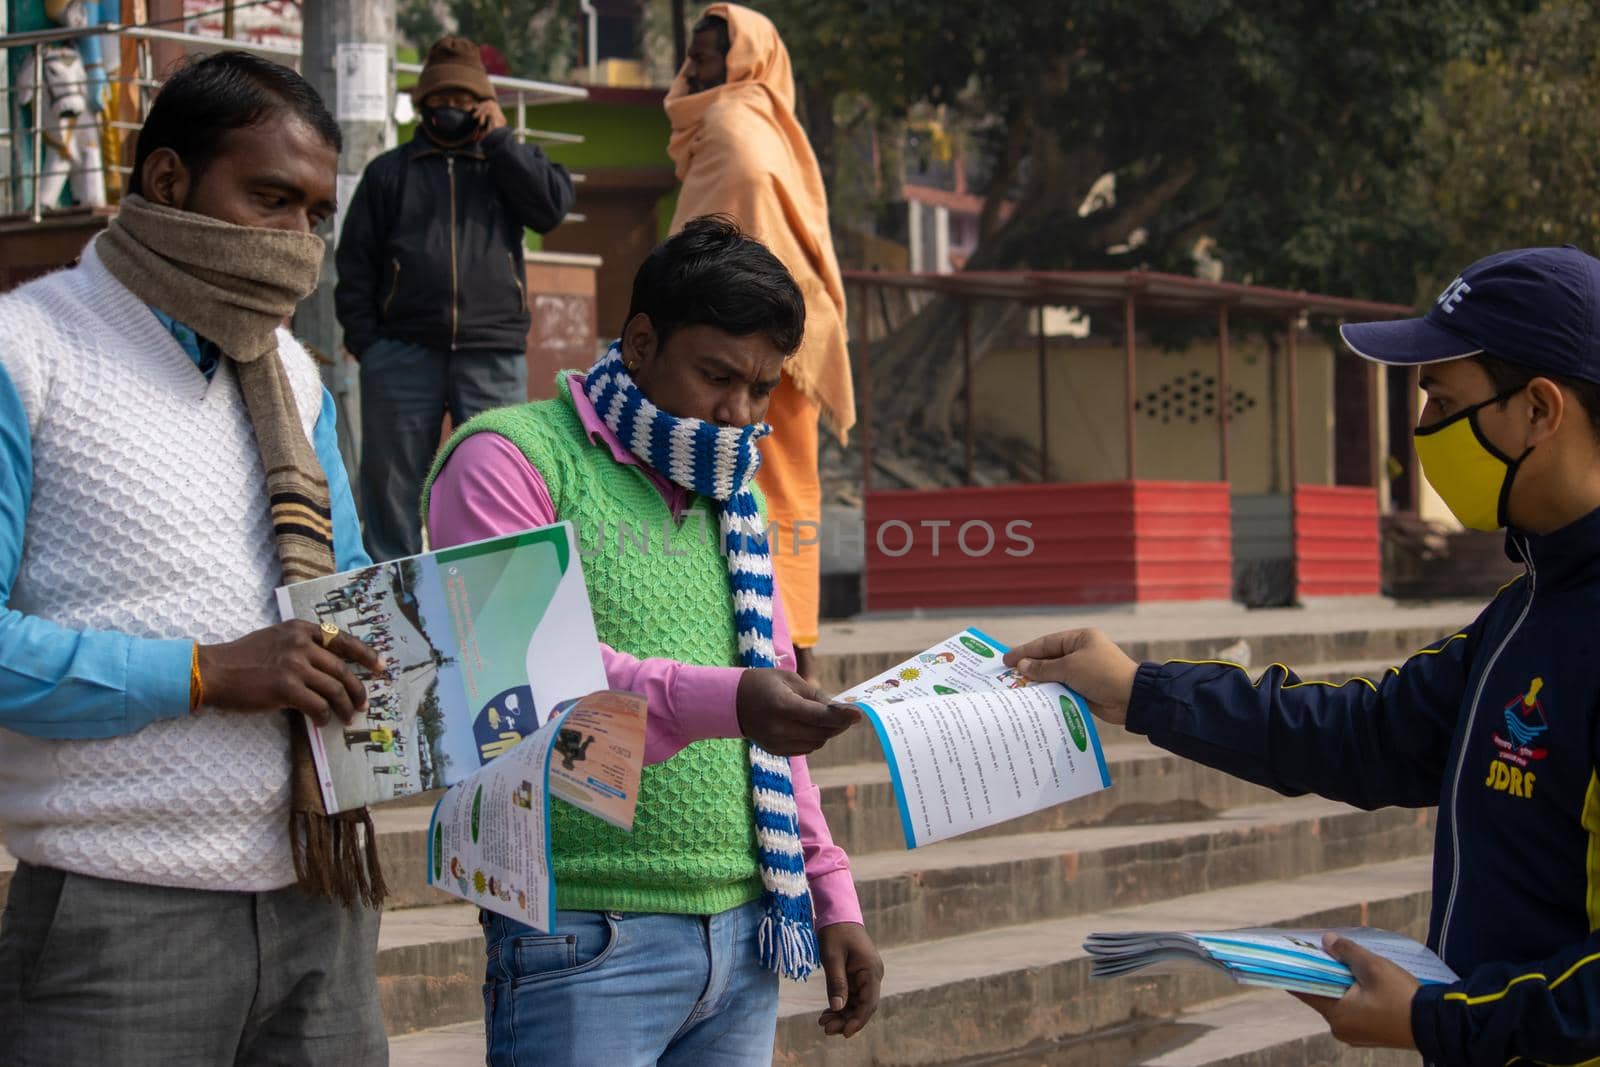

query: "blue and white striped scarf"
left=584, top=341, right=818, bottom=980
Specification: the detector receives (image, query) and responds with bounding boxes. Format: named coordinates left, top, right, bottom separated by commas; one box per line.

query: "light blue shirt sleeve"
left=0, top=362, right=192, bottom=740
left=315, top=386, right=372, bottom=572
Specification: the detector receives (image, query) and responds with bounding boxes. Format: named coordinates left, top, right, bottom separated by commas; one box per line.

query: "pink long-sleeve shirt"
left=426, top=375, right=862, bottom=928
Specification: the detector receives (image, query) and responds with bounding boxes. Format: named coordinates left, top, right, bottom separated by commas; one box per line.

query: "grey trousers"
left=0, top=862, right=387, bottom=1067
left=358, top=336, right=529, bottom=562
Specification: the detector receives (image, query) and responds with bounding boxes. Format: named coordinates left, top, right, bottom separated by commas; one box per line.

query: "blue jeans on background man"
left=481, top=899, right=780, bottom=1066
left=358, top=337, right=528, bottom=562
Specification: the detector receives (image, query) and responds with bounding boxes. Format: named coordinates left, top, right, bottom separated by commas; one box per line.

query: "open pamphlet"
left=1084, top=927, right=1459, bottom=998
left=426, top=690, right=647, bottom=931
left=275, top=522, right=609, bottom=813
left=837, top=628, right=1111, bottom=848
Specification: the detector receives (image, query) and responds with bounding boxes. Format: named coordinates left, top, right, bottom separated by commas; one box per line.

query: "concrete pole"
left=296, top=0, right=396, bottom=474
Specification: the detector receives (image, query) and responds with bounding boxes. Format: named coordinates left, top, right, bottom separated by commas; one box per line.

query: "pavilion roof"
left=842, top=269, right=1414, bottom=320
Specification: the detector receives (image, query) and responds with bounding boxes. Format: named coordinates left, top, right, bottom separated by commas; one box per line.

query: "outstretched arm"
left=1007, top=617, right=1482, bottom=810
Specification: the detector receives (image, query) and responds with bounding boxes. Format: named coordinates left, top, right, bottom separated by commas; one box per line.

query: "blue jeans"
left=481, top=900, right=779, bottom=1066
left=357, top=337, right=528, bottom=562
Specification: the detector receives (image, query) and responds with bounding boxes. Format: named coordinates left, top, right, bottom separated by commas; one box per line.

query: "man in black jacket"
left=336, top=35, right=574, bottom=561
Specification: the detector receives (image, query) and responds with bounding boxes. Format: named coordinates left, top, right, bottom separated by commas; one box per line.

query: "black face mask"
left=422, top=105, right=478, bottom=143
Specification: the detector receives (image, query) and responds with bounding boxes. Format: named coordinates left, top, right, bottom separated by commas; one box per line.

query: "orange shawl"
left=664, top=3, right=855, bottom=441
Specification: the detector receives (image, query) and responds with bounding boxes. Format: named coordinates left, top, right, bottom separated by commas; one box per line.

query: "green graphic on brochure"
left=1062, top=696, right=1089, bottom=751
left=437, top=532, right=563, bottom=721
left=960, top=634, right=996, bottom=658
left=277, top=522, right=610, bottom=814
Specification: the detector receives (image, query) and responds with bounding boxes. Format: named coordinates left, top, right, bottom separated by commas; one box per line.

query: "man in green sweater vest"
left=424, top=218, right=880, bottom=1064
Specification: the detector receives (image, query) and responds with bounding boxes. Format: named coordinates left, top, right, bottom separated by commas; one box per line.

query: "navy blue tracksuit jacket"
left=1128, top=506, right=1600, bottom=1066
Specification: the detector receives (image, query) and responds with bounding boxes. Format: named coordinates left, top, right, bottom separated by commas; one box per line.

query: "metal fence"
left=1, top=21, right=587, bottom=223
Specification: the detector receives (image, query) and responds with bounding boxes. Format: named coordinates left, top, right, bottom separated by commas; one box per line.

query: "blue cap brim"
left=1339, top=317, right=1483, bottom=367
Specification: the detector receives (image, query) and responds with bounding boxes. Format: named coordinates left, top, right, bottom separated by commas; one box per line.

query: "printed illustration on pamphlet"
left=277, top=523, right=608, bottom=813
left=427, top=691, right=648, bottom=930
left=839, top=628, right=1111, bottom=849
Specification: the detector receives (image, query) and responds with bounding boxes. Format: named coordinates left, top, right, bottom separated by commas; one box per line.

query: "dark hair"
left=1475, top=353, right=1600, bottom=443
left=130, top=51, right=341, bottom=196
left=624, top=216, right=806, bottom=355
left=691, top=14, right=731, bottom=55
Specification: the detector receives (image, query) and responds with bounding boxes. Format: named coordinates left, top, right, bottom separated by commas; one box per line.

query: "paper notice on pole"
left=335, top=43, right=389, bottom=123
left=839, top=628, right=1111, bottom=848
left=334, top=173, right=360, bottom=246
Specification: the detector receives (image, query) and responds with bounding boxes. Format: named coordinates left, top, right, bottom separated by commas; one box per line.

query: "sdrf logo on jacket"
left=1485, top=677, right=1548, bottom=799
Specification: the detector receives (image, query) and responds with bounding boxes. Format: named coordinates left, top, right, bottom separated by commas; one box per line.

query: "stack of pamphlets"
left=1084, top=927, right=1458, bottom=998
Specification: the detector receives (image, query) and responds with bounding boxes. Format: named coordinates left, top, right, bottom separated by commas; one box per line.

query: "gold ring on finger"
left=319, top=622, right=340, bottom=648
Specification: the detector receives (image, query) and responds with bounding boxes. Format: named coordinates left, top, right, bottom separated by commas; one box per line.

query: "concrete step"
left=770, top=856, right=1433, bottom=1066
left=378, top=901, right=484, bottom=1038
left=846, top=796, right=1434, bottom=950
left=372, top=806, right=456, bottom=910
left=967, top=991, right=1417, bottom=1066
left=386, top=855, right=1433, bottom=1064
left=373, top=796, right=1433, bottom=1037
left=907, top=991, right=1408, bottom=1066
left=810, top=601, right=1480, bottom=699
left=1131, top=991, right=1416, bottom=1067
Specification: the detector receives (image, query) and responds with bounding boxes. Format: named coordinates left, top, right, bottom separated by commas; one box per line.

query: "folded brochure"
left=838, top=628, right=1111, bottom=848
left=426, top=689, right=646, bottom=931
left=275, top=521, right=608, bottom=813
left=1084, top=927, right=1458, bottom=998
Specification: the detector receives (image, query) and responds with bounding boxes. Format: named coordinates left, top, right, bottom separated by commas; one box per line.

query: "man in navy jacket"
left=1008, top=247, right=1600, bottom=1066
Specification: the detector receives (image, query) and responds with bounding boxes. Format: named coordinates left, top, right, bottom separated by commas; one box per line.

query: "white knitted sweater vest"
left=0, top=241, right=325, bottom=892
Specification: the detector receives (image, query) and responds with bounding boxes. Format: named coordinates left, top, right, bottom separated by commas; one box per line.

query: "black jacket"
left=1129, top=507, right=1600, bottom=1067
left=335, top=127, right=574, bottom=356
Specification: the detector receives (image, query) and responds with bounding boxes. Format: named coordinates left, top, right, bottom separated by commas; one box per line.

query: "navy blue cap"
left=1340, top=246, right=1600, bottom=386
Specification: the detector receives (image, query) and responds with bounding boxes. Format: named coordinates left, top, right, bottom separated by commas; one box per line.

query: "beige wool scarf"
left=98, top=194, right=387, bottom=908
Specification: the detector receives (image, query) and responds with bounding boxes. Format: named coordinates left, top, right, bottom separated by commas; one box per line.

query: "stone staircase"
left=378, top=602, right=1475, bottom=1066
left=0, top=601, right=1474, bottom=1066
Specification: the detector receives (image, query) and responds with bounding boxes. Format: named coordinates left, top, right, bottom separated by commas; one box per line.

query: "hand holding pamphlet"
left=838, top=628, right=1111, bottom=848
left=1083, top=927, right=1458, bottom=998
left=277, top=520, right=645, bottom=930
left=275, top=522, right=608, bottom=813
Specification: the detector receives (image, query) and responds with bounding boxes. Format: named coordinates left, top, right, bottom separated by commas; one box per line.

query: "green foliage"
left=397, top=0, right=583, bottom=80
left=757, top=0, right=1534, bottom=306
left=1420, top=1, right=1600, bottom=293
left=397, top=1, right=447, bottom=52
left=416, top=682, right=450, bottom=787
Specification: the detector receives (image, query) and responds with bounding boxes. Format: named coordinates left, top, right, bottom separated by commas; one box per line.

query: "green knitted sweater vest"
left=421, top=380, right=763, bottom=915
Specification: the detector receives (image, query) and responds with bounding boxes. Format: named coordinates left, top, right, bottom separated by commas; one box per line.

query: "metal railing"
left=1, top=22, right=588, bottom=223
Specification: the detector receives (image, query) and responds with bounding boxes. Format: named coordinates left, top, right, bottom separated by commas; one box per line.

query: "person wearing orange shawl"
left=665, top=4, right=855, bottom=680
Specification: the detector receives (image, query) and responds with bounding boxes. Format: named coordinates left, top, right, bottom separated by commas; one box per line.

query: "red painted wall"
left=1294, top=485, right=1381, bottom=597
left=862, top=481, right=1232, bottom=611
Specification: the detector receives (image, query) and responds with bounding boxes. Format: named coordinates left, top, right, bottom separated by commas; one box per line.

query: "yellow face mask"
left=1413, top=387, right=1530, bottom=531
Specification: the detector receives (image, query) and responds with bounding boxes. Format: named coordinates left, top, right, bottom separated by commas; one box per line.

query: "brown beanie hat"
left=413, top=36, right=494, bottom=101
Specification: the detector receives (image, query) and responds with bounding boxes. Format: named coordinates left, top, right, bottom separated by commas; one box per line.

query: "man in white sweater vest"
left=0, top=53, right=388, bottom=1063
